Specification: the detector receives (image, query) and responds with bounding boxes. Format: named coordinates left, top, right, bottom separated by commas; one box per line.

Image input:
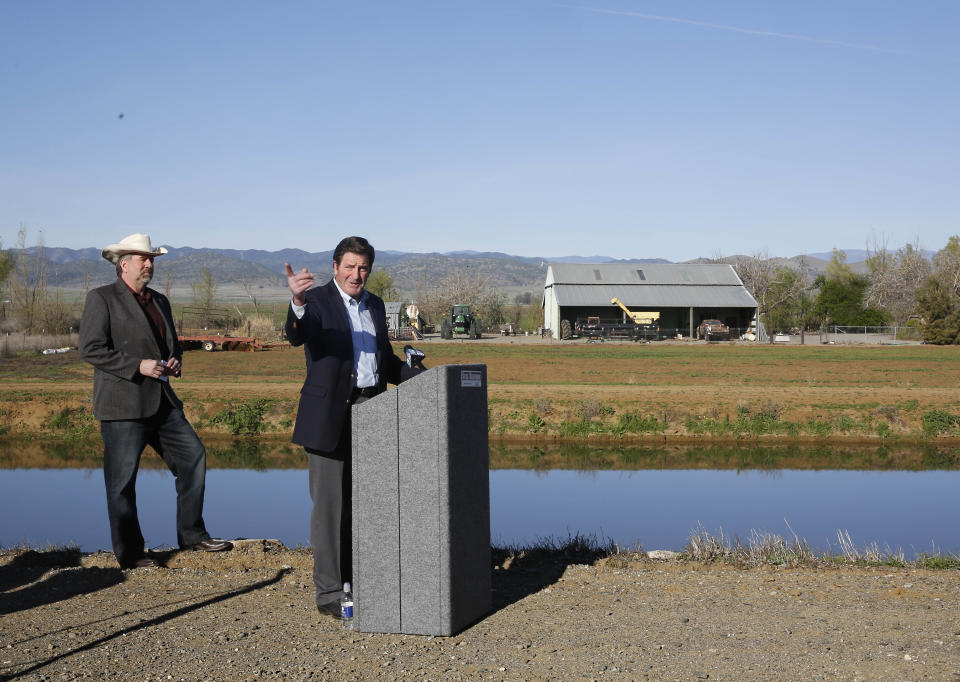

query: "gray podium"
left=351, top=363, right=491, bottom=636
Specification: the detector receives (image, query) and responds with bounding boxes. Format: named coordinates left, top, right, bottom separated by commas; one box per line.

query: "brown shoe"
left=126, top=556, right=159, bottom=569
left=186, top=539, right=233, bottom=552
left=317, top=602, right=341, bottom=621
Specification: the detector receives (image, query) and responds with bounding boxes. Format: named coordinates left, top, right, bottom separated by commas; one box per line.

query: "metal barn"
left=542, top=263, right=759, bottom=340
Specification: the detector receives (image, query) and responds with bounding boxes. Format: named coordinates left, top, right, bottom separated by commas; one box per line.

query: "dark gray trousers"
left=306, top=393, right=371, bottom=607
left=308, top=449, right=351, bottom=607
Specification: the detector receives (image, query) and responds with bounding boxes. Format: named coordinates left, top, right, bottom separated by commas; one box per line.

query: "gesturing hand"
left=285, top=262, right=314, bottom=306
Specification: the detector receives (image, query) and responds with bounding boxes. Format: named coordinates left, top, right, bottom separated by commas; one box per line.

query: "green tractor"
left=440, top=304, right=482, bottom=339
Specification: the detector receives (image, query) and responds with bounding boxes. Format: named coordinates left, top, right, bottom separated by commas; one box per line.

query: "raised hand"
left=285, top=262, right=315, bottom=306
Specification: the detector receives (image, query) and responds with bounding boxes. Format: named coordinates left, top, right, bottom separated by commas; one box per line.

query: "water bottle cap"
left=343, top=582, right=351, bottom=592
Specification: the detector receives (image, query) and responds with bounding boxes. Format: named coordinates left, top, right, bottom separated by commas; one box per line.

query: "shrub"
left=575, top=401, right=601, bottom=421
left=804, top=420, right=832, bottom=437
left=47, top=407, right=95, bottom=436
left=834, top=416, right=856, bottom=433
left=917, top=554, right=960, bottom=570
left=921, top=409, right=960, bottom=436
left=614, top=413, right=665, bottom=436
left=872, top=405, right=902, bottom=425
left=211, top=399, right=272, bottom=436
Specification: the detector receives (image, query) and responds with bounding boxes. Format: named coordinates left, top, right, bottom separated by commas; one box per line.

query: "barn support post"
left=688, top=307, right=694, bottom=338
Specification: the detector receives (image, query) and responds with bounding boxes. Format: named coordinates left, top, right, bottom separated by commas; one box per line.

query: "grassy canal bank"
left=2, top=341, right=960, bottom=447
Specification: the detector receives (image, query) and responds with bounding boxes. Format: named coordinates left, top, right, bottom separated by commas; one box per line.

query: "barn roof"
left=546, top=263, right=758, bottom=308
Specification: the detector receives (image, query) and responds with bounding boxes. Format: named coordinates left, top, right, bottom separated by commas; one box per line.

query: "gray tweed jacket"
left=79, top=279, right=183, bottom=421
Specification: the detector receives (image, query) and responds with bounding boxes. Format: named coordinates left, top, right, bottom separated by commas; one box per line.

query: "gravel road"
left=2, top=541, right=958, bottom=681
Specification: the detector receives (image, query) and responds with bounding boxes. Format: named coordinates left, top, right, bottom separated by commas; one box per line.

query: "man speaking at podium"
left=285, top=236, right=406, bottom=619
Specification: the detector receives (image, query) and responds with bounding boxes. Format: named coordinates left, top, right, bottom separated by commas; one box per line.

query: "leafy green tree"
left=813, top=274, right=886, bottom=326
left=812, top=250, right=886, bottom=327
left=916, top=275, right=960, bottom=344
left=824, top=248, right=854, bottom=281
left=366, top=268, right=398, bottom=301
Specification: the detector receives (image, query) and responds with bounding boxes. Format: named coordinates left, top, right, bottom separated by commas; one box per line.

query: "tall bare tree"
left=733, top=250, right=777, bottom=319
left=161, top=270, right=174, bottom=300
left=191, top=267, right=218, bottom=308
left=237, top=276, right=261, bottom=314
left=932, top=235, right=960, bottom=297
left=8, top=226, right=50, bottom=332
left=415, top=271, right=506, bottom=327
left=865, top=238, right=931, bottom=324
left=191, top=267, right=219, bottom=328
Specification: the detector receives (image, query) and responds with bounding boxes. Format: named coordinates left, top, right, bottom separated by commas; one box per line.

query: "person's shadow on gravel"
left=490, top=537, right=609, bottom=613
left=3, top=567, right=291, bottom=681
left=0, top=549, right=124, bottom=616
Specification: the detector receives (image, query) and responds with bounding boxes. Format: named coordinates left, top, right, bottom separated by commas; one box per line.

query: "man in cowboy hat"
left=79, top=233, right=232, bottom=569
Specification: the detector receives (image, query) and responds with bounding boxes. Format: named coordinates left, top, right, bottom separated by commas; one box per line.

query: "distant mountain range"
left=8, top=245, right=903, bottom=296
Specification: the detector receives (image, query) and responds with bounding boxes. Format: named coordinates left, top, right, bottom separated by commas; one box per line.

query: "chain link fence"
left=820, top=325, right=923, bottom=345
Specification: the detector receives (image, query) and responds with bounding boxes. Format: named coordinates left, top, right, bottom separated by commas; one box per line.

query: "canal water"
left=2, top=444, right=959, bottom=557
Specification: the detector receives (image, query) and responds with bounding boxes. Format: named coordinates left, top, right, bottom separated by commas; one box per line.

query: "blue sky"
left=2, top=1, right=958, bottom=261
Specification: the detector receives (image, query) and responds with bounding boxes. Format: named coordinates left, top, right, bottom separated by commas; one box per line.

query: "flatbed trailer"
left=574, top=317, right=658, bottom=342
left=178, top=334, right=263, bottom=351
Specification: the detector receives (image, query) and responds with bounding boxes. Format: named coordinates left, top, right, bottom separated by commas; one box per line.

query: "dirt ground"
left=2, top=544, right=959, bottom=681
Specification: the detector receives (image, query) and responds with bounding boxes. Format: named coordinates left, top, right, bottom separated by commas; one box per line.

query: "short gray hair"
left=115, top=253, right=132, bottom=278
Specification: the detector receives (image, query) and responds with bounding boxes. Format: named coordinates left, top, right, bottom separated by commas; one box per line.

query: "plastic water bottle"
left=340, top=582, right=354, bottom=629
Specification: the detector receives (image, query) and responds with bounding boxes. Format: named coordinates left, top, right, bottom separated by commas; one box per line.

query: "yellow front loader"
left=610, top=298, right=660, bottom=326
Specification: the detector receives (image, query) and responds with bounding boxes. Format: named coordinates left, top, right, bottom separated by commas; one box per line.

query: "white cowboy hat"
left=101, top=233, right=169, bottom=263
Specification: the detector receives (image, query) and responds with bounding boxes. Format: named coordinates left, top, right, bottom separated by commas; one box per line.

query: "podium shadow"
left=489, top=538, right=611, bottom=613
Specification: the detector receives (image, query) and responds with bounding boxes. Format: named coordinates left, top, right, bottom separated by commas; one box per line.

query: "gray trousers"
left=306, top=393, right=371, bottom=607
left=308, top=448, right=351, bottom=607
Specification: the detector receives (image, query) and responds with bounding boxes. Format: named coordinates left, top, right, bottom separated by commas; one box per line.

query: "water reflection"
left=490, top=442, right=960, bottom=471
left=2, top=441, right=959, bottom=558
left=3, top=439, right=959, bottom=471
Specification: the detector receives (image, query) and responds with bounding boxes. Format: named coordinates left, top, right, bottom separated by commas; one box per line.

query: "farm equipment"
left=572, top=316, right=651, bottom=341
left=440, top=304, right=482, bottom=339
left=390, top=304, right=425, bottom=341
left=560, top=299, right=661, bottom=342
left=177, top=305, right=263, bottom=351
left=178, top=334, right=262, bottom=351
left=611, top=298, right=660, bottom=328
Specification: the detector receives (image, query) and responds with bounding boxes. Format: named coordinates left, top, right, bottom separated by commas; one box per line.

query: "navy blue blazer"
left=285, top=279, right=404, bottom=452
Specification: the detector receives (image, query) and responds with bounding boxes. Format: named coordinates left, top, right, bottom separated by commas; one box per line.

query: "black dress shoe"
left=317, top=602, right=341, bottom=620
left=186, top=539, right=233, bottom=552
